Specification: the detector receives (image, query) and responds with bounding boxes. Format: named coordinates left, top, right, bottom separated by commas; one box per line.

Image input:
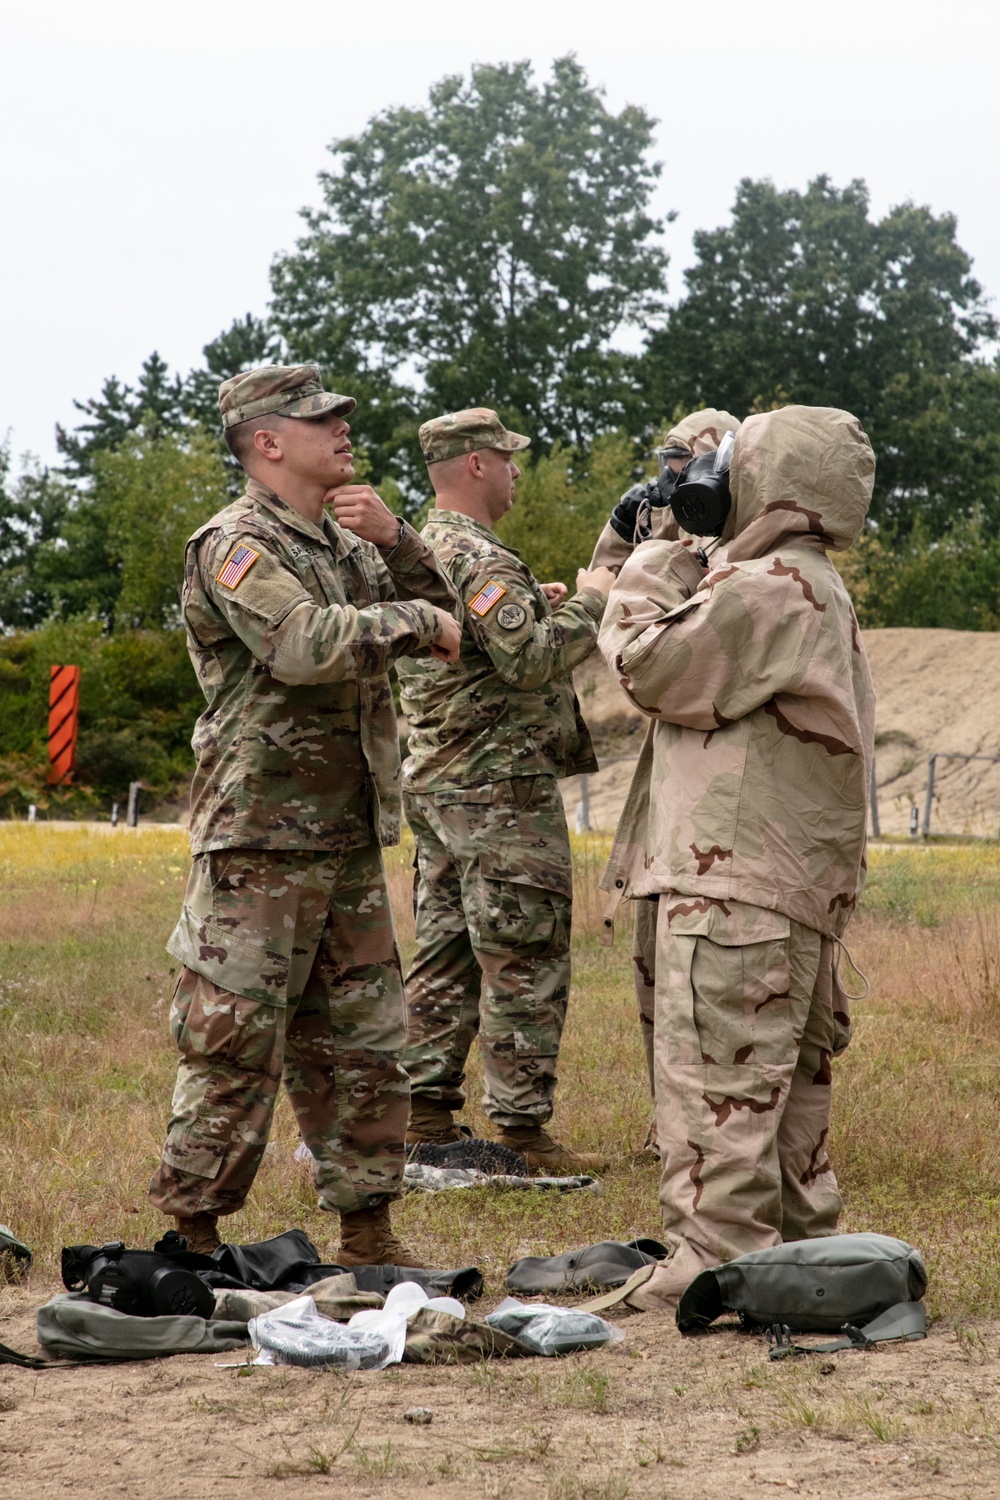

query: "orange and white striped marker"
left=48, top=665, right=80, bottom=786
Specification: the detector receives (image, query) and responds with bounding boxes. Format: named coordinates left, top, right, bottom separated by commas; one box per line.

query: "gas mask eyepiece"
left=668, top=431, right=735, bottom=536
left=655, top=445, right=691, bottom=478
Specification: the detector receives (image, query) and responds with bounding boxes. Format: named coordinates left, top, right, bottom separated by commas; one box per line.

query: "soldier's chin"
left=327, top=458, right=355, bottom=487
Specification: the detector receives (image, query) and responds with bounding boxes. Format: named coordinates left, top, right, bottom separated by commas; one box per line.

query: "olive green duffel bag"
left=677, top=1232, right=927, bottom=1352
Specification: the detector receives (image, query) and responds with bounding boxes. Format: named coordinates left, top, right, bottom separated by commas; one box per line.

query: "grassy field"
left=3, top=825, right=1000, bottom=1497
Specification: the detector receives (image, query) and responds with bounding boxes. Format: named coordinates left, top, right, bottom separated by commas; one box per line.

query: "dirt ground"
left=3, top=1284, right=1000, bottom=1499
left=561, top=628, right=1000, bottom=839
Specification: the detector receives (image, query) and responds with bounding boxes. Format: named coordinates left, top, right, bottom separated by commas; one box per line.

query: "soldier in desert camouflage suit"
left=597, top=405, right=876, bottom=1309
left=590, top=410, right=742, bottom=1128
left=148, top=364, right=462, bottom=1263
left=396, top=408, right=616, bottom=1172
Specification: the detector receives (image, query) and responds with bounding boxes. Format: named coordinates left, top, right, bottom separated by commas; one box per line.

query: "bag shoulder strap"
left=768, top=1301, right=926, bottom=1360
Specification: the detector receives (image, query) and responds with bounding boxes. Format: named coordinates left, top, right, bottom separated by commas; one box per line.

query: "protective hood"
left=661, top=407, right=741, bottom=458
left=726, top=406, right=874, bottom=556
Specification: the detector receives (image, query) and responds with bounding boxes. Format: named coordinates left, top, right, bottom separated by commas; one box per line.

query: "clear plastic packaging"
left=249, top=1294, right=401, bottom=1371
left=248, top=1283, right=467, bottom=1372
left=484, top=1298, right=625, bottom=1357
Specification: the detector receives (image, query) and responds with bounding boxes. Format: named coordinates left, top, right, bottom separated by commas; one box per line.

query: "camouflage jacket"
left=397, top=511, right=605, bottom=790
left=599, top=407, right=876, bottom=939
left=182, top=478, right=459, bottom=853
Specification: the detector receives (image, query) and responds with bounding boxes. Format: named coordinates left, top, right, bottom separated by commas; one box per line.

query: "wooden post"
left=126, top=782, right=141, bottom=828
left=921, top=755, right=937, bottom=838
left=47, top=665, right=80, bottom=785
left=870, top=758, right=880, bottom=839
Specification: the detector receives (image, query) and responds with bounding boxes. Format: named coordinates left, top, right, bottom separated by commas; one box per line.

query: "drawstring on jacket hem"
left=833, top=937, right=870, bottom=1001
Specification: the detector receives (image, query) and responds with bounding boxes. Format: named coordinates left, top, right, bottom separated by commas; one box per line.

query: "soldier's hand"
left=428, top=608, right=462, bottom=663
left=540, top=581, right=569, bottom=605
left=576, top=565, right=616, bottom=599
left=327, top=485, right=401, bottom=548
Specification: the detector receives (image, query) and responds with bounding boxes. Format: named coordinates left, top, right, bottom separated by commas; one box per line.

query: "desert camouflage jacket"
left=397, top=511, right=605, bottom=790
left=590, top=409, right=741, bottom=573
left=181, top=478, right=459, bottom=853
left=599, top=406, right=876, bottom=939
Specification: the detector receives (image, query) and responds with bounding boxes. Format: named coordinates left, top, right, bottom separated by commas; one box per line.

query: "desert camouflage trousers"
left=653, top=895, right=852, bottom=1269
left=149, top=842, right=409, bottom=1219
left=402, top=776, right=572, bottom=1128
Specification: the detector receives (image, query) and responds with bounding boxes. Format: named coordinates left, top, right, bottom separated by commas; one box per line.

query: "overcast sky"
left=3, top=0, right=998, bottom=470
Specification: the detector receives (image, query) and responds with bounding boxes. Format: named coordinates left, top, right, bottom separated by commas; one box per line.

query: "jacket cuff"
left=379, top=519, right=423, bottom=567
left=574, top=586, right=609, bottom=621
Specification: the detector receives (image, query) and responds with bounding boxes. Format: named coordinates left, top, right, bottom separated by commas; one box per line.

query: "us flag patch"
left=467, top=580, right=506, bottom=617
left=217, top=544, right=260, bottom=589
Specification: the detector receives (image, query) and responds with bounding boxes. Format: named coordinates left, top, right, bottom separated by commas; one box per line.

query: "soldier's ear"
left=253, top=428, right=284, bottom=465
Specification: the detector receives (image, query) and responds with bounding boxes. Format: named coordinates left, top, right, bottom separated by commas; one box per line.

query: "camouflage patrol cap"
left=218, top=364, right=356, bottom=431
left=419, top=408, right=530, bottom=465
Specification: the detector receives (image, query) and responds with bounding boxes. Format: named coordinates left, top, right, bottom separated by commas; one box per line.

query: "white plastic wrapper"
left=248, top=1284, right=467, bottom=1372
left=485, top=1297, right=625, bottom=1357
left=249, top=1294, right=400, bottom=1372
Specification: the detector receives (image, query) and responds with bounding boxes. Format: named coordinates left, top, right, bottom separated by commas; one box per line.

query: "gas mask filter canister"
left=668, top=430, right=735, bottom=536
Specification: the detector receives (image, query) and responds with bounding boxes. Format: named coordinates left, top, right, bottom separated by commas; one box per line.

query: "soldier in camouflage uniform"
left=590, top=410, right=742, bottom=1144
left=396, top=409, right=616, bottom=1172
left=598, top=405, right=876, bottom=1308
left=148, top=364, right=462, bottom=1262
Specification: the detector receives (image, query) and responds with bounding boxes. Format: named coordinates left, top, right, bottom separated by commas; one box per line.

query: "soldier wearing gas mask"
left=589, top=410, right=741, bottom=1147
left=598, top=406, right=876, bottom=1311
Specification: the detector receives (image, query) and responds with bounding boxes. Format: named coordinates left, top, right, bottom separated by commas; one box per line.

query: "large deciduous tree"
left=647, top=176, right=1000, bottom=535
left=270, top=56, right=668, bottom=483
left=0, top=444, right=73, bottom=630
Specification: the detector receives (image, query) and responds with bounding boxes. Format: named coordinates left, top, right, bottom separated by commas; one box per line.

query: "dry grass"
left=4, top=826, right=1000, bottom=1496
left=3, top=826, right=1000, bottom=1311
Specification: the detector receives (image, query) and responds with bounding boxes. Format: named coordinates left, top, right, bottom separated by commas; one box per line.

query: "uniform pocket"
left=659, top=901, right=794, bottom=1069
left=475, top=872, right=571, bottom=959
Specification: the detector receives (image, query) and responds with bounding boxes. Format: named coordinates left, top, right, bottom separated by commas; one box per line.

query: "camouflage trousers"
left=402, top=776, right=572, bottom=1128
left=653, top=895, right=852, bottom=1269
left=149, top=842, right=409, bottom=1220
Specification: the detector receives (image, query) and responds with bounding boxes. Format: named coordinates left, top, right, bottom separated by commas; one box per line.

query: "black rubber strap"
left=0, top=1339, right=48, bottom=1369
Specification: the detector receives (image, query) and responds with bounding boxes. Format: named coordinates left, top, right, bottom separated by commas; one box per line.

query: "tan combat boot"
left=405, top=1095, right=464, bottom=1146
left=174, top=1213, right=221, bottom=1255
left=495, top=1124, right=604, bottom=1175
left=336, top=1200, right=425, bottom=1268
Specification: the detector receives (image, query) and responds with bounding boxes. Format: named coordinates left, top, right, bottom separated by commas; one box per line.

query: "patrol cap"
left=218, top=364, right=356, bottom=431
left=419, top=407, right=530, bottom=465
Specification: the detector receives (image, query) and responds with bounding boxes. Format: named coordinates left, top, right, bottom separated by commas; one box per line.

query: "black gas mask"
left=62, top=1240, right=215, bottom=1319
left=607, top=433, right=735, bottom=544
left=668, top=430, right=735, bottom=537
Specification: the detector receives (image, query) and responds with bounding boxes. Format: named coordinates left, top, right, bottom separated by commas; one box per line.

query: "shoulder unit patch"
left=467, top=580, right=506, bottom=617
left=496, top=601, right=527, bottom=631
left=217, top=543, right=260, bottom=590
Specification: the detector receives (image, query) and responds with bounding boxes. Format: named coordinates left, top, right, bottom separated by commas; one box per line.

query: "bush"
left=0, top=622, right=202, bottom=816
left=838, top=510, right=1000, bottom=629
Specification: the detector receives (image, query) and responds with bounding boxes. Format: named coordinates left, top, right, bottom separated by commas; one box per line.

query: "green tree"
left=0, top=444, right=73, bottom=629
left=837, top=511, right=1000, bottom=630
left=496, top=431, right=637, bottom=590
left=29, top=428, right=227, bottom=628
left=55, top=351, right=187, bottom=480
left=647, top=176, right=1000, bottom=536
left=92, top=428, right=229, bottom=627
left=184, top=313, right=283, bottom=442
left=271, top=56, right=668, bottom=496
